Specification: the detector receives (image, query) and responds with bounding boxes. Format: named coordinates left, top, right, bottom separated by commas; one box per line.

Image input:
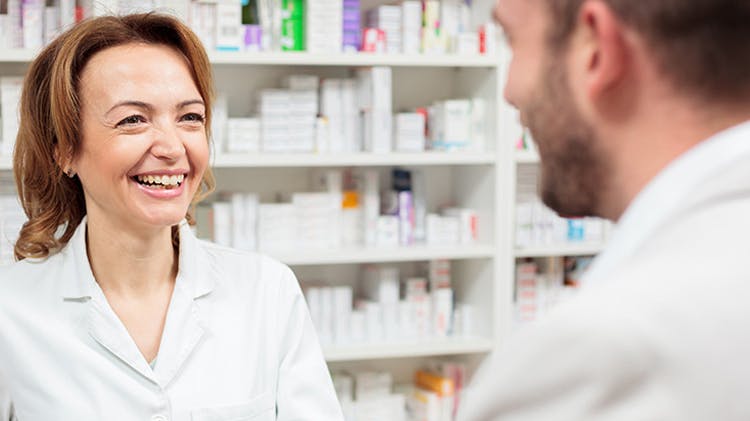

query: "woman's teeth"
left=135, top=174, right=185, bottom=189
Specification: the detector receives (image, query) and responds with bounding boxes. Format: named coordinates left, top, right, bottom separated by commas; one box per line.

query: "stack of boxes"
left=259, top=81, right=318, bottom=153
left=515, top=257, right=591, bottom=324
left=21, top=0, right=44, bottom=50
left=280, top=0, right=303, bottom=51
left=303, top=261, right=474, bottom=348
left=2, top=0, right=23, bottom=49
left=195, top=193, right=259, bottom=251
left=292, top=192, right=341, bottom=250
left=401, top=1, right=421, bottom=54
left=428, top=98, right=486, bottom=152
left=357, top=67, right=392, bottom=153
left=334, top=371, right=406, bottom=421
left=305, top=0, right=341, bottom=53
left=226, top=118, right=261, bottom=153
left=0, top=0, right=495, bottom=56
left=215, top=0, right=243, bottom=51
left=256, top=203, right=296, bottom=251
left=342, top=0, right=360, bottom=53
left=190, top=0, right=218, bottom=50
left=195, top=168, right=479, bottom=254
left=319, top=79, right=344, bottom=152
left=333, top=362, right=467, bottom=421
left=394, top=112, right=426, bottom=152
left=421, top=1, right=443, bottom=54
left=284, top=74, right=319, bottom=152
left=259, top=89, right=291, bottom=152
left=365, top=5, right=401, bottom=54
left=319, top=78, right=360, bottom=153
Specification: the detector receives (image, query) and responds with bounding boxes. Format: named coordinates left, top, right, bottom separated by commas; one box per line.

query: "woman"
left=0, top=13, right=343, bottom=420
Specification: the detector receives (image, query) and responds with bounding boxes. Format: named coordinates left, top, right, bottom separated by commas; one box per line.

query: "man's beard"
left=523, top=58, right=608, bottom=218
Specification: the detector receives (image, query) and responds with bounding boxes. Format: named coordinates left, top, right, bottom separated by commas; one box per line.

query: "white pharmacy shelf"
left=0, top=49, right=499, bottom=68
left=515, top=149, right=540, bottom=164
left=323, top=337, right=494, bottom=362
left=208, top=51, right=499, bottom=68
left=514, top=243, right=605, bottom=258
left=212, top=152, right=496, bottom=168
left=0, top=48, right=36, bottom=62
left=269, top=244, right=495, bottom=266
left=0, top=152, right=497, bottom=172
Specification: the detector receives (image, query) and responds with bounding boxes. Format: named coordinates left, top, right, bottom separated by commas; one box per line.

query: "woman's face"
left=74, top=42, right=209, bottom=233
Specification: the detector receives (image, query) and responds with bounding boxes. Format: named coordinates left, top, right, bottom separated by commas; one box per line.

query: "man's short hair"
left=545, top=0, right=750, bottom=104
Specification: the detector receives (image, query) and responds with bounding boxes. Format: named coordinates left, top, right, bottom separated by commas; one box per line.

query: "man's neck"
left=600, top=102, right=750, bottom=221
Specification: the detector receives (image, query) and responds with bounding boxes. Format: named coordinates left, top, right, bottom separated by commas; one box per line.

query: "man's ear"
left=575, top=0, right=630, bottom=101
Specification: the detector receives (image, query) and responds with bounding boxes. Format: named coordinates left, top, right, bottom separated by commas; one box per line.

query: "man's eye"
left=117, top=115, right=146, bottom=126
left=181, top=113, right=205, bottom=123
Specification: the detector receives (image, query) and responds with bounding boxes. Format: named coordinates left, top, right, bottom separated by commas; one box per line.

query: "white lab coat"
left=0, top=218, right=344, bottom=421
left=460, top=121, right=750, bottom=420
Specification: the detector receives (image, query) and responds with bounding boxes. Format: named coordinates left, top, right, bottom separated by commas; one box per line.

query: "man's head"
left=495, top=0, right=750, bottom=219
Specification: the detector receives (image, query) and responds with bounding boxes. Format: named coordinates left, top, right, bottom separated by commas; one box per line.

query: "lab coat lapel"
left=88, top=294, right=158, bottom=383
left=152, top=222, right=215, bottom=388
left=151, top=281, right=205, bottom=388
left=61, top=218, right=158, bottom=383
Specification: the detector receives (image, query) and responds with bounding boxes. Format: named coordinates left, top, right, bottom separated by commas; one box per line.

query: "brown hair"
left=13, top=13, right=216, bottom=261
left=544, top=0, right=750, bottom=103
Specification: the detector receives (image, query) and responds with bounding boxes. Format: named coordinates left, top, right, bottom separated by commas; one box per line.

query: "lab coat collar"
left=60, top=215, right=97, bottom=299
left=59, top=216, right=216, bottom=386
left=176, top=219, right=216, bottom=299
left=60, top=217, right=216, bottom=300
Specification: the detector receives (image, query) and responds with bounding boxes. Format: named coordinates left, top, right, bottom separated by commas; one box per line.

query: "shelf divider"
left=324, top=337, right=494, bottom=362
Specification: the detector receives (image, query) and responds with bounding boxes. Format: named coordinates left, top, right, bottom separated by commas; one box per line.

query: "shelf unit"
left=210, top=151, right=496, bottom=168
left=323, top=337, right=494, bottom=362
left=1, top=152, right=494, bottom=171
left=0, top=49, right=36, bottom=63
left=514, top=243, right=605, bottom=258
left=208, top=50, right=499, bottom=67
left=0, top=50, right=499, bottom=67
left=0, top=0, right=512, bottom=381
left=270, top=244, right=496, bottom=266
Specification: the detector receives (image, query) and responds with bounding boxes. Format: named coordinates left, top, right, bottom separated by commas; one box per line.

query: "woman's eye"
left=117, top=115, right=146, bottom=127
left=181, top=113, right=205, bottom=123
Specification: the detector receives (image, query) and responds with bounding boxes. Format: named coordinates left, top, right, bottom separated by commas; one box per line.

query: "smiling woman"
left=14, top=15, right=216, bottom=259
left=0, top=13, right=343, bottom=421
left=75, top=42, right=210, bottom=234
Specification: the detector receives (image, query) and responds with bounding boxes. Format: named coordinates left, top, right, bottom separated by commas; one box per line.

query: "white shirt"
left=0, top=218, right=344, bottom=421
left=460, top=120, right=750, bottom=420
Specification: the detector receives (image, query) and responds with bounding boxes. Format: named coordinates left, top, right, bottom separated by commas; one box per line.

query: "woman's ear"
left=54, top=146, right=75, bottom=177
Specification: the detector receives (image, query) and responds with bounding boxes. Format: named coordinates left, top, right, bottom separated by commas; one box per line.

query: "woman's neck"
left=84, top=214, right=178, bottom=298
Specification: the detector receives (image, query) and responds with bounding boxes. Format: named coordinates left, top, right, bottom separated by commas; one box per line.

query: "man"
left=460, top=0, right=750, bottom=419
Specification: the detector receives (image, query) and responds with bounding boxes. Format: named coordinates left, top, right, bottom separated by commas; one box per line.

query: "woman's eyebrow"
left=176, top=99, right=205, bottom=110
left=105, top=100, right=153, bottom=115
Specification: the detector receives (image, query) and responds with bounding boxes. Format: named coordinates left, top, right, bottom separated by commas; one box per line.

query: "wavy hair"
left=13, top=13, right=216, bottom=260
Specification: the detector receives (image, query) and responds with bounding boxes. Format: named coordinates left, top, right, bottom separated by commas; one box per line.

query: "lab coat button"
left=151, top=415, right=168, bottom=421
